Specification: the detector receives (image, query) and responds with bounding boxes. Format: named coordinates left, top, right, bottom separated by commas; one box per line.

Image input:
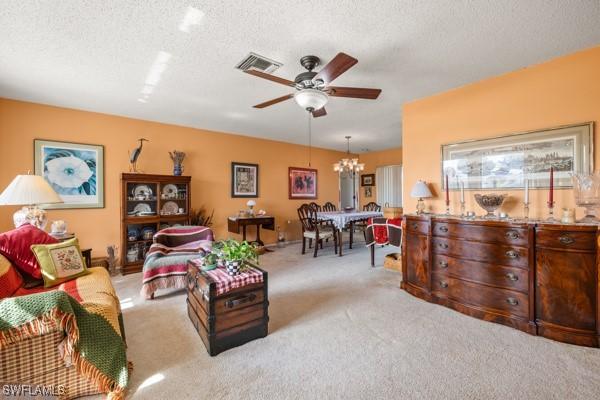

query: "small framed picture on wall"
left=288, top=167, right=318, bottom=199
left=361, top=173, right=375, bottom=186
left=364, top=186, right=372, bottom=198
left=231, top=162, right=259, bottom=198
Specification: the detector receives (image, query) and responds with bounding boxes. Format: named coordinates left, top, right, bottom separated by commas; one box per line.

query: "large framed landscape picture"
left=34, top=139, right=104, bottom=208
left=289, top=167, right=318, bottom=199
left=441, top=122, right=593, bottom=190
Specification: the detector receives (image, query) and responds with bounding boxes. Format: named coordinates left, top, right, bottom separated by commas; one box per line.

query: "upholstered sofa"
left=0, top=224, right=129, bottom=399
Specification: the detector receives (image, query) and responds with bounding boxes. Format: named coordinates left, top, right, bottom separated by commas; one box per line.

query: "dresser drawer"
left=432, top=222, right=528, bottom=246
left=405, top=218, right=429, bottom=235
left=432, top=273, right=529, bottom=319
left=432, top=237, right=528, bottom=268
left=432, top=254, right=528, bottom=293
left=536, top=229, right=596, bottom=251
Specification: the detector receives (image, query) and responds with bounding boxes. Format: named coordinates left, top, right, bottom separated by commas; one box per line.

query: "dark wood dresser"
left=402, top=215, right=599, bottom=347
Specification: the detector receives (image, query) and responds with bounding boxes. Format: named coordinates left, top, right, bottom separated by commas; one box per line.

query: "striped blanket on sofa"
left=141, top=226, right=213, bottom=299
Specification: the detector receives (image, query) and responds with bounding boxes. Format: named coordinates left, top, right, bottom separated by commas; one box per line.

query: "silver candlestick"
left=523, top=202, right=530, bottom=220
left=460, top=201, right=466, bottom=217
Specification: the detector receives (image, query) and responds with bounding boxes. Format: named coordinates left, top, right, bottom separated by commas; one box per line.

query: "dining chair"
left=363, top=202, right=382, bottom=212
left=297, top=205, right=337, bottom=257
left=323, top=202, right=337, bottom=211
left=351, top=202, right=382, bottom=246
left=308, top=202, right=322, bottom=211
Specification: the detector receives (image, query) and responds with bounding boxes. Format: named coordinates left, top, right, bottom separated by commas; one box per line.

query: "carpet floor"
left=103, top=242, right=599, bottom=399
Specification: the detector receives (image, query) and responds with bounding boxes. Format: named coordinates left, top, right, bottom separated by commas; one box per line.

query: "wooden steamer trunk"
left=186, top=262, right=269, bottom=356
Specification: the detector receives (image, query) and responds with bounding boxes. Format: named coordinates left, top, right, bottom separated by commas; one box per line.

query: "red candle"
left=445, top=175, right=450, bottom=206
left=548, top=166, right=554, bottom=204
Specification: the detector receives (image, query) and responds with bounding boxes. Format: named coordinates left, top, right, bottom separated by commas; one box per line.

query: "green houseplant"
left=216, top=239, right=259, bottom=275
left=199, top=252, right=219, bottom=271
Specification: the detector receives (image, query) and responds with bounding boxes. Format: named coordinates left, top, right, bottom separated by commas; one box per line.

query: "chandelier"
left=333, top=136, right=364, bottom=173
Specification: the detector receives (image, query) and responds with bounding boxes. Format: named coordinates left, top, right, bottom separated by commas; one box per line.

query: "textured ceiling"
left=1, top=1, right=600, bottom=152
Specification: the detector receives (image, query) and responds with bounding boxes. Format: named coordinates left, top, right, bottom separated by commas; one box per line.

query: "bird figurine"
left=129, top=138, right=149, bottom=173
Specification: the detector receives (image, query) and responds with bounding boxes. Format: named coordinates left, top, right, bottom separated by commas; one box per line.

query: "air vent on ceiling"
left=235, top=52, right=282, bottom=74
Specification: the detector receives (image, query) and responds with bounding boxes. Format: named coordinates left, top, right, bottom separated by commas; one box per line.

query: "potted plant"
left=200, top=252, right=219, bottom=271
left=217, top=239, right=259, bottom=276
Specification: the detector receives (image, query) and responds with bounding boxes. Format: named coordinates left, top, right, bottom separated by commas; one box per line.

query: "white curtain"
left=376, top=165, right=402, bottom=207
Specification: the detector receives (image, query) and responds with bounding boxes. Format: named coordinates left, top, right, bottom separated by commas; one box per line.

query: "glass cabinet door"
left=159, top=182, right=188, bottom=216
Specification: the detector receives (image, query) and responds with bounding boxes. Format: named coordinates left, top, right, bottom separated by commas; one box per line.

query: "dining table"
left=316, top=210, right=384, bottom=256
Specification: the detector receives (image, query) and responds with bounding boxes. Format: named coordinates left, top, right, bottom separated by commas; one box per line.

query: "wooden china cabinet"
left=120, top=173, right=191, bottom=275
left=402, top=214, right=600, bottom=347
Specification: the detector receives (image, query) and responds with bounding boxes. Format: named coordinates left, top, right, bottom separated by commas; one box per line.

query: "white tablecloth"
left=316, top=211, right=384, bottom=230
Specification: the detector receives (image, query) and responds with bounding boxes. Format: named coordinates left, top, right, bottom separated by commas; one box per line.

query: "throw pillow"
left=31, top=238, right=89, bottom=288
left=0, top=223, right=58, bottom=279
left=0, top=254, right=23, bottom=298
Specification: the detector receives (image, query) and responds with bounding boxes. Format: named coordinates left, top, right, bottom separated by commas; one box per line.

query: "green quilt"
left=0, top=290, right=129, bottom=399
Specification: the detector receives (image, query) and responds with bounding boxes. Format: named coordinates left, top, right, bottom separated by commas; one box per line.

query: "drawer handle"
left=505, top=250, right=518, bottom=259
left=438, top=226, right=448, bottom=232
left=506, top=272, right=518, bottom=281
left=558, top=235, right=575, bottom=245
left=505, top=231, right=519, bottom=240
left=225, top=293, right=257, bottom=309
left=439, top=261, right=448, bottom=268
left=439, top=281, right=448, bottom=288
left=411, top=223, right=419, bottom=229
left=506, top=297, right=519, bottom=306
left=438, top=243, right=448, bottom=249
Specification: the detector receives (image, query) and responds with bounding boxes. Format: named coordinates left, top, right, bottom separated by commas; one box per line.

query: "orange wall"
left=403, top=45, right=600, bottom=218
left=358, top=147, right=402, bottom=207
left=0, top=99, right=350, bottom=256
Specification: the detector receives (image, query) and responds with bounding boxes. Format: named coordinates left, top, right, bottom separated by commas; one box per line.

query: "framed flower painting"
left=288, top=167, right=318, bottom=199
left=34, top=139, right=105, bottom=209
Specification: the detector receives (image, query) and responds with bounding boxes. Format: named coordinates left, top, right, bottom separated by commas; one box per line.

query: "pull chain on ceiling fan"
left=244, top=52, right=382, bottom=118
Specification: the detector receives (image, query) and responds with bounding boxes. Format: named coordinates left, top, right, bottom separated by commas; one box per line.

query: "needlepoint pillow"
left=0, top=254, right=23, bottom=298
left=31, top=238, right=89, bottom=288
left=0, top=223, right=59, bottom=279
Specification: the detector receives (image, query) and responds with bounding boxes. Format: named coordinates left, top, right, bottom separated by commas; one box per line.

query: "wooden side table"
left=227, top=216, right=275, bottom=249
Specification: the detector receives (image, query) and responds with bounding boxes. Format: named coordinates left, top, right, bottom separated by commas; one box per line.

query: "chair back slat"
left=308, top=202, right=322, bottom=212
left=298, top=204, right=318, bottom=232
left=363, top=202, right=381, bottom=212
left=323, top=202, right=337, bottom=211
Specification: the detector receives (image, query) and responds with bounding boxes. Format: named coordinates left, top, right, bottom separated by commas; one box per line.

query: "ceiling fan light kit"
left=243, top=52, right=381, bottom=118
left=294, top=89, right=329, bottom=111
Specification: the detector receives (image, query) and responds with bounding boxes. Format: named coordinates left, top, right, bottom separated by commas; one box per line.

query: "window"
left=376, top=165, right=402, bottom=207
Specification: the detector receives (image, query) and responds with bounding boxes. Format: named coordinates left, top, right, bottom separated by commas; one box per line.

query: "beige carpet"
left=104, top=241, right=599, bottom=399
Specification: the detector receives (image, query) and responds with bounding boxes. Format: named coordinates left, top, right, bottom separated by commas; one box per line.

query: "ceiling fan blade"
left=244, top=69, right=295, bottom=87
left=328, top=86, right=382, bottom=99
left=311, top=107, right=327, bottom=118
left=253, top=94, right=294, bottom=108
left=313, top=53, right=358, bottom=84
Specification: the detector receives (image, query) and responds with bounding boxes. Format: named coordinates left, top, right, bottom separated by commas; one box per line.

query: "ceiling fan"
left=244, top=52, right=382, bottom=117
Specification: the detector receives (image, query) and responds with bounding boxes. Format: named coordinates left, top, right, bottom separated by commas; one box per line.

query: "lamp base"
left=416, top=198, right=426, bottom=214
left=13, top=206, right=47, bottom=230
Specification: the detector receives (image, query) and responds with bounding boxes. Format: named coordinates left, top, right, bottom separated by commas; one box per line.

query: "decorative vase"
left=225, top=260, right=242, bottom=276
left=474, top=194, right=507, bottom=219
left=572, top=173, right=600, bottom=222
left=173, top=164, right=183, bottom=176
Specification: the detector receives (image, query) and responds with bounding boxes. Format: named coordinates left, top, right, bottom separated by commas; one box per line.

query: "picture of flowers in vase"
left=34, top=139, right=104, bottom=208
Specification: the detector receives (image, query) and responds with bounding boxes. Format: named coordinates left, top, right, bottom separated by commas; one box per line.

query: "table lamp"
left=410, top=180, right=433, bottom=214
left=0, top=174, right=63, bottom=229
left=246, top=199, right=256, bottom=216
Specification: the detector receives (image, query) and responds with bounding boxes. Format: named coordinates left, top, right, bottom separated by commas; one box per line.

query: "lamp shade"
left=0, top=175, right=63, bottom=206
left=294, top=89, right=329, bottom=110
left=246, top=200, right=256, bottom=207
left=410, top=180, right=433, bottom=198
